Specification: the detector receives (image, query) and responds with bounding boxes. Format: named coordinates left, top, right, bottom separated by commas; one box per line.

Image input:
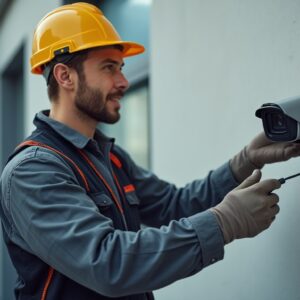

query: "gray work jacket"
left=0, top=111, right=238, bottom=297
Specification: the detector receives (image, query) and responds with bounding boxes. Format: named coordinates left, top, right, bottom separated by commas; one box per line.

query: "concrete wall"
left=151, top=0, right=300, bottom=299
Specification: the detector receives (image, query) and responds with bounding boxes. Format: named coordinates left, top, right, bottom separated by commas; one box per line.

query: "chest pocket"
left=89, top=190, right=142, bottom=231
left=89, top=190, right=142, bottom=232
left=122, top=190, right=141, bottom=231
left=89, top=192, right=124, bottom=229
left=125, top=191, right=140, bottom=206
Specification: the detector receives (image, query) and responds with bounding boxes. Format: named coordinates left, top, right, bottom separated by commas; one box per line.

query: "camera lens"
left=271, top=112, right=287, bottom=131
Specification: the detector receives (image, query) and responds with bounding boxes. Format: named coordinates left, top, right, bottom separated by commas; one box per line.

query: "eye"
left=103, top=64, right=116, bottom=72
left=102, top=62, right=124, bottom=74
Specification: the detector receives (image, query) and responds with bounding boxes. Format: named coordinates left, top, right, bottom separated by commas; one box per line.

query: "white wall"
left=151, top=0, right=300, bottom=299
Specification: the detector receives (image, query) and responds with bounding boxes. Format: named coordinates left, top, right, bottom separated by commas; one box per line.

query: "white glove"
left=211, top=170, right=281, bottom=244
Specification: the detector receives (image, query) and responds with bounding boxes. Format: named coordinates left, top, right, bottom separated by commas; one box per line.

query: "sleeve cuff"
left=188, top=210, right=225, bottom=268
left=210, top=161, right=239, bottom=200
left=230, top=147, right=258, bottom=183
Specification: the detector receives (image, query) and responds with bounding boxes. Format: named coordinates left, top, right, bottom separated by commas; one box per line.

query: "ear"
left=52, top=63, right=76, bottom=90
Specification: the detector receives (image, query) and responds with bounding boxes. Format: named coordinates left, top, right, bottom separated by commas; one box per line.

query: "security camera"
left=255, top=96, right=300, bottom=142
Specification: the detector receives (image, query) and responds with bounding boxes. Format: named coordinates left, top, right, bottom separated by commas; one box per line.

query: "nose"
left=115, top=71, right=129, bottom=92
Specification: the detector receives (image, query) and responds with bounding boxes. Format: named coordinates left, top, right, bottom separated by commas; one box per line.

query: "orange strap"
left=109, top=153, right=135, bottom=193
left=78, top=149, right=124, bottom=215
left=17, top=141, right=90, bottom=192
left=109, top=152, right=122, bottom=168
left=41, top=267, right=54, bottom=300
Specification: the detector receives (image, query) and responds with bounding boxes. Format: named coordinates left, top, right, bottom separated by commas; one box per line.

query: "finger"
left=283, top=144, right=300, bottom=159
left=269, top=204, right=280, bottom=218
left=256, top=178, right=281, bottom=193
left=235, top=169, right=262, bottom=190
left=254, top=143, right=300, bottom=165
left=267, top=193, right=279, bottom=207
left=249, top=132, right=272, bottom=148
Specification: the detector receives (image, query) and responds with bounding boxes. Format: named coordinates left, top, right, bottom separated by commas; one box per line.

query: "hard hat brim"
left=31, top=41, right=145, bottom=75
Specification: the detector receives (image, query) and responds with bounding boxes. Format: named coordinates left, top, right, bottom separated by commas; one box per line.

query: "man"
left=1, top=3, right=300, bottom=300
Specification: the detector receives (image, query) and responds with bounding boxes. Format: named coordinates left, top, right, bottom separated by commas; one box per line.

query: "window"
left=0, top=45, right=25, bottom=167
left=101, top=80, right=150, bottom=168
left=100, top=0, right=151, bottom=169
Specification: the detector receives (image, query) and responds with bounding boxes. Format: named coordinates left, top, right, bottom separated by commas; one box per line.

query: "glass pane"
left=97, top=0, right=151, bottom=169
left=100, top=82, right=149, bottom=168
left=100, top=0, right=150, bottom=85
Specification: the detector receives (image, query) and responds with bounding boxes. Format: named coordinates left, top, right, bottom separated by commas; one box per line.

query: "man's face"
left=74, top=48, right=129, bottom=123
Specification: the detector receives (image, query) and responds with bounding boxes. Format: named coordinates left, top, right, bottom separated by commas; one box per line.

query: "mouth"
left=107, top=91, right=124, bottom=109
left=109, top=96, right=121, bottom=102
left=107, top=94, right=123, bottom=112
left=107, top=91, right=124, bottom=102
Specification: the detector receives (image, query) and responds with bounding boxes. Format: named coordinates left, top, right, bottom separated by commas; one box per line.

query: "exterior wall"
left=151, top=0, right=300, bottom=299
left=1, top=0, right=300, bottom=299
left=0, top=1, right=59, bottom=298
left=0, top=0, right=59, bottom=135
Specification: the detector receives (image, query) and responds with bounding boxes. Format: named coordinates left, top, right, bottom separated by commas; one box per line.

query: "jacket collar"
left=35, top=110, right=114, bottom=151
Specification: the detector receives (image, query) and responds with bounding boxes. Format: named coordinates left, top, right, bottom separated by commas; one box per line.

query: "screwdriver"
left=278, top=172, right=300, bottom=184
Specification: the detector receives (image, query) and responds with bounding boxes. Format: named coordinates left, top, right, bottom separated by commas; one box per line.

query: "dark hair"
left=46, top=45, right=124, bottom=101
left=46, top=51, right=89, bottom=101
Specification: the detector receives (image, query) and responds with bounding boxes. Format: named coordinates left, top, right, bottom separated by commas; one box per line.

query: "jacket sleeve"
left=1, top=146, right=225, bottom=297
left=114, top=145, right=239, bottom=227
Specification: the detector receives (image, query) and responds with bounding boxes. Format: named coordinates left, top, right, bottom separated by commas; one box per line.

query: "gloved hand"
left=247, top=132, right=300, bottom=167
left=230, top=132, right=300, bottom=182
left=210, top=169, right=281, bottom=244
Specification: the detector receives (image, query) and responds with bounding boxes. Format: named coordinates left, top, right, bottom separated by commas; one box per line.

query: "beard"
left=74, top=76, right=123, bottom=124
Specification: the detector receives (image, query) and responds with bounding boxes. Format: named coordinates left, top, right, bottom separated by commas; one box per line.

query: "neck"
left=49, top=104, right=97, bottom=139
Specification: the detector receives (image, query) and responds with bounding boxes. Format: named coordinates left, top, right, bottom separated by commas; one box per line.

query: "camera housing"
left=255, top=96, right=300, bottom=142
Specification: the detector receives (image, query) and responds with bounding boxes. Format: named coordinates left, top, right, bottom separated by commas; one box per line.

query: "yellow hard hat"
left=31, top=2, right=145, bottom=74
